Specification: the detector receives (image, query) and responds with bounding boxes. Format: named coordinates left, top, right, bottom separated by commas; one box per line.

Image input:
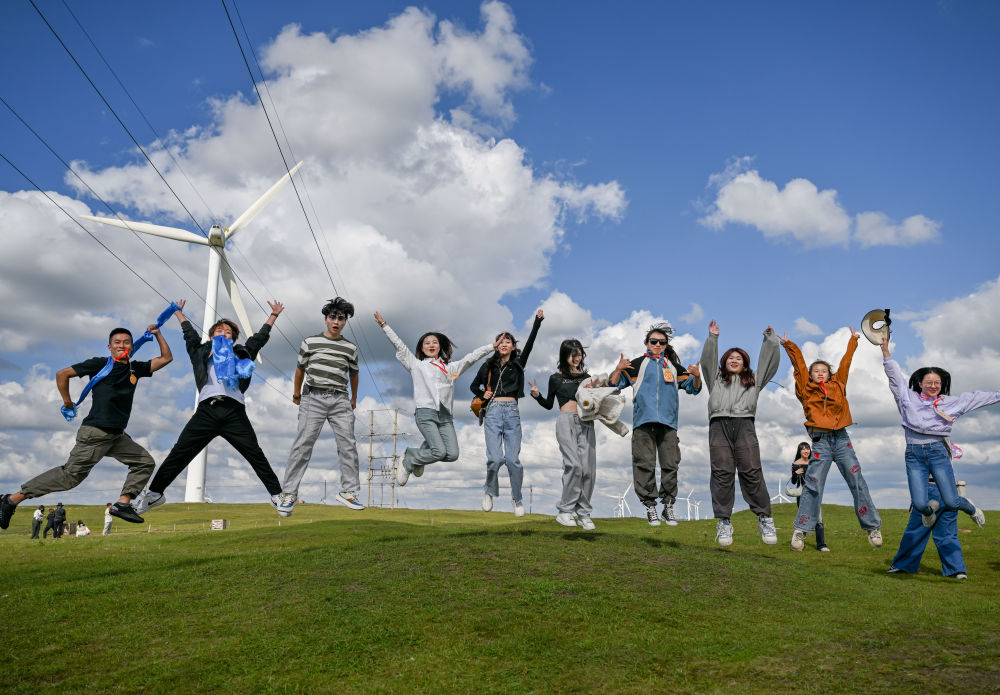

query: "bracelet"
left=269, top=312, right=279, bottom=318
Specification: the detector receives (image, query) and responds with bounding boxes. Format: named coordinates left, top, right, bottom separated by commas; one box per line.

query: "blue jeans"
left=483, top=401, right=524, bottom=503
left=891, top=483, right=966, bottom=576
left=794, top=428, right=881, bottom=532
left=905, top=441, right=974, bottom=516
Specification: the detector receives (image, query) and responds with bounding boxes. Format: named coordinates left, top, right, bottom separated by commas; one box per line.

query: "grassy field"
left=2, top=502, right=998, bottom=694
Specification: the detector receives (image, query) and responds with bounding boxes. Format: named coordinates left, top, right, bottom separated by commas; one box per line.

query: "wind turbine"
left=679, top=489, right=696, bottom=521
left=692, top=499, right=702, bottom=521
left=81, top=162, right=303, bottom=502
left=771, top=476, right=793, bottom=504
left=608, top=482, right=633, bottom=519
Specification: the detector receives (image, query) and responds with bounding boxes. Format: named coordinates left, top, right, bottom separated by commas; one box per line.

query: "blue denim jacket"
left=613, top=357, right=700, bottom=429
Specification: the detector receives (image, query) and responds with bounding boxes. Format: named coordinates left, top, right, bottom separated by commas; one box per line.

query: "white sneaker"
left=921, top=499, right=940, bottom=527
left=482, top=493, right=493, bottom=512
left=758, top=516, right=778, bottom=545
left=645, top=505, right=661, bottom=527
left=513, top=500, right=525, bottom=517
left=277, top=492, right=296, bottom=517
left=336, top=492, right=365, bottom=511
left=555, top=512, right=576, bottom=527
left=395, top=463, right=410, bottom=487
left=269, top=494, right=283, bottom=512
left=716, top=519, right=733, bottom=547
left=791, top=529, right=806, bottom=551
left=133, top=490, right=165, bottom=514
left=663, top=503, right=678, bottom=526
left=868, top=528, right=883, bottom=548
left=969, top=502, right=985, bottom=528
left=578, top=516, right=596, bottom=531
left=953, top=572, right=968, bottom=580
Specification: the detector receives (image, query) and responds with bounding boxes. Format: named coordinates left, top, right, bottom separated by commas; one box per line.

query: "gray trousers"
left=31, top=519, right=42, bottom=538
left=708, top=417, right=772, bottom=519
left=403, top=406, right=459, bottom=471
left=283, top=389, right=360, bottom=495
left=102, top=520, right=113, bottom=536
left=556, top=412, right=596, bottom=516
left=21, top=425, right=154, bottom=500
left=632, top=423, right=680, bottom=506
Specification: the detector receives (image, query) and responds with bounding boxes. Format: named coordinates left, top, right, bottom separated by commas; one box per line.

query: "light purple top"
left=883, top=357, right=1000, bottom=443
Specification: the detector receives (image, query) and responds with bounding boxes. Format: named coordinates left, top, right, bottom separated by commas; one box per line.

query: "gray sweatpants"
left=556, top=412, right=596, bottom=516
left=21, top=425, right=154, bottom=500
left=283, top=389, right=360, bottom=496
left=708, top=417, right=772, bottom=519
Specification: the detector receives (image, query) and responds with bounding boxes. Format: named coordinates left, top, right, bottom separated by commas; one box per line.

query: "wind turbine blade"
left=226, top=161, right=303, bottom=240
left=80, top=215, right=210, bottom=245
left=218, top=252, right=262, bottom=364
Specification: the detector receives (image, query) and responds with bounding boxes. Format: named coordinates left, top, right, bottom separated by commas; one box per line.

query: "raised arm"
left=148, top=324, right=173, bottom=373
left=609, top=354, right=633, bottom=388
left=755, top=327, right=780, bottom=387
left=449, top=342, right=496, bottom=378
left=948, top=389, right=1000, bottom=418
left=374, top=312, right=415, bottom=370
left=701, top=321, right=720, bottom=392
left=882, top=354, right=910, bottom=406
left=174, top=300, right=206, bottom=353
left=834, top=330, right=860, bottom=385
left=516, top=310, right=544, bottom=367
left=780, top=334, right=808, bottom=391
left=245, top=301, right=281, bottom=360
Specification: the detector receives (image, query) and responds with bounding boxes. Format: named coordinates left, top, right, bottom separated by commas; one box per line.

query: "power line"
left=0, top=150, right=172, bottom=305
left=222, top=0, right=388, bottom=404
left=27, top=0, right=209, bottom=238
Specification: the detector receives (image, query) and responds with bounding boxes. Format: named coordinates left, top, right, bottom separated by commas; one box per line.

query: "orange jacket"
left=782, top=334, right=858, bottom=430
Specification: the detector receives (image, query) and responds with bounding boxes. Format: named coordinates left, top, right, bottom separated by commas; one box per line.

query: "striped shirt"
left=298, top=334, right=359, bottom=393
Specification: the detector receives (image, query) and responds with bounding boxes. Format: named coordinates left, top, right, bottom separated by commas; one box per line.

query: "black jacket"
left=181, top=320, right=271, bottom=393
left=469, top=315, right=543, bottom=400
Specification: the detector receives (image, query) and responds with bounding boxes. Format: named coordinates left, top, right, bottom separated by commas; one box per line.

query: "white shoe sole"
left=555, top=514, right=576, bottom=527
left=336, top=494, right=365, bottom=510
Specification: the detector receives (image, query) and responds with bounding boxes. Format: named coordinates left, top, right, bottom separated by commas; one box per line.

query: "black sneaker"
left=109, top=501, right=145, bottom=524
left=0, top=494, right=17, bottom=530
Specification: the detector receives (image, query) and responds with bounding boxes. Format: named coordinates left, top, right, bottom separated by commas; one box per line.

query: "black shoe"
left=0, top=494, right=17, bottom=530
left=109, top=502, right=144, bottom=524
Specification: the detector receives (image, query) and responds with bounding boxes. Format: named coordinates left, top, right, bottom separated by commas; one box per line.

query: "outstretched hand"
left=708, top=319, right=719, bottom=336
left=615, top=354, right=631, bottom=372
left=849, top=327, right=859, bottom=339
left=536, top=309, right=544, bottom=320
left=268, top=300, right=284, bottom=316
left=374, top=311, right=386, bottom=327
left=687, top=361, right=701, bottom=379
left=880, top=336, right=891, bottom=358
left=529, top=378, right=539, bottom=397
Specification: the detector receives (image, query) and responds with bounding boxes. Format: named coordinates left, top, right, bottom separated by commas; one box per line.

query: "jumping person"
left=531, top=339, right=600, bottom=530
left=374, top=312, right=497, bottom=486
left=134, top=300, right=285, bottom=514
left=0, top=323, right=173, bottom=531
left=880, top=338, right=994, bottom=528
left=889, top=475, right=967, bottom=579
left=790, top=442, right=828, bottom=551
left=609, top=322, right=701, bottom=527
left=700, top=321, right=779, bottom=546
left=781, top=329, right=882, bottom=551
left=279, top=297, right=364, bottom=517
left=470, top=310, right=544, bottom=516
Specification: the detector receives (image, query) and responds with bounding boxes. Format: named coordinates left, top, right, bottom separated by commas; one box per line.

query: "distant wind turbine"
left=81, top=162, right=303, bottom=502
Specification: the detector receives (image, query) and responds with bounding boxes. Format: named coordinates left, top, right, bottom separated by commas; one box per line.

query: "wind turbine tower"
left=81, top=163, right=303, bottom=501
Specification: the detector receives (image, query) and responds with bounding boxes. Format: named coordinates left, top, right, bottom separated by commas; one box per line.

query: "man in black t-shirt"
left=0, top=324, right=172, bottom=531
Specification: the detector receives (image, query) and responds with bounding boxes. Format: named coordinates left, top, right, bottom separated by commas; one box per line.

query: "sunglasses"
left=327, top=314, right=348, bottom=322
left=647, top=338, right=668, bottom=346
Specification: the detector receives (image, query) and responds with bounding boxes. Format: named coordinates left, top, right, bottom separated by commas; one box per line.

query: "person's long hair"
left=908, top=367, right=952, bottom=396
left=485, top=331, right=519, bottom=371
left=557, top=339, right=588, bottom=378
left=718, top=347, right=755, bottom=388
left=415, top=332, right=454, bottom=362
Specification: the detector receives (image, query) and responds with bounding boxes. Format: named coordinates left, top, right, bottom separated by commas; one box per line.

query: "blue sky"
left=1, top=1, right=999, bottom=519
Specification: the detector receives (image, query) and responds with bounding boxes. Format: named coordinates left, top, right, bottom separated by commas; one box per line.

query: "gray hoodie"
left=701, top=330, right=780, bottom=420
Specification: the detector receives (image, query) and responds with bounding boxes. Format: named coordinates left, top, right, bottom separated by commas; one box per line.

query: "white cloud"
left=793, top=317, right=823, bottom=336
left=700, top=158, right=940, bottom=249
left=681, top=303, right=704, bottom=324
left=855, top=212, right=941, bottom=247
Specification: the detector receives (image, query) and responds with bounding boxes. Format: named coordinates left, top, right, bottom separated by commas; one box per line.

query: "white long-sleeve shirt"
left=382, top=324, right=492, bottom=414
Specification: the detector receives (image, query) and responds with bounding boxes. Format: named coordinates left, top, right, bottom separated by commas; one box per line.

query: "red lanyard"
left=920, top=393, right=954, bottom=422
left=430, top=360, right=448, bottom=375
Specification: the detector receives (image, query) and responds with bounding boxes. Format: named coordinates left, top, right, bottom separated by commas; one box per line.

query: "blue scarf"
left=61, top=302, right=180, bottom=422
left=212, top=335, right=255, bottom=390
